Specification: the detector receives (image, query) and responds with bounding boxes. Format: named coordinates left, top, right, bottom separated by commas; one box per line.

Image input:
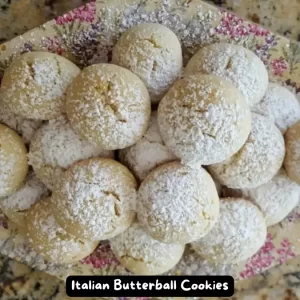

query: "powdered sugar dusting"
left=119, top=112, right=177, bottom=182
left=1, top=52, right=80, bottom=120
left=0, top=148, right=17, bottom=197
left=184, top=43, right=268, bottom=107
left=239, top=169, right=300, bottom=226
left=51, top=158, right=137, bottom=241
left=191, top=198, right=267, bottom=264
left=27, top=199, right=97, bottom=263
left=0, top=102, right=42, bottom=144
left=28, top=116, right=113, bottom=190
left=110, top=222, right=185, bottom=275
left=112, top=23, right=182, bottom=103
left=252, top=83, right=300, bottom=133
left=0, top=172, right=49, bottom=212
left=157, top=74, right=251, bottom=165
left=66, top=64, right=151, bottom=150
left=137, top=161, right=219, bottom=244
left=32, top=59, right=69, bottom=101
left=209, top=113, right=285, bottom=189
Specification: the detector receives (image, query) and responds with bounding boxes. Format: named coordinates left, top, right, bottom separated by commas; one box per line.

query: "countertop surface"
left=0, top=0, right=300, bottom=299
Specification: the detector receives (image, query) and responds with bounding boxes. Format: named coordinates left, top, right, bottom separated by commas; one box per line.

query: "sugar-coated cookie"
left=119, top=112, right=177, bottom=182
left=191, top=198, right=267, bottom=264
left=0, top=102, right=42, bottom=144
left=110, top=222, right=185, bottom=275
left=26, top=198, right=98, bottom=264
left=112, top=23, right=182, bottom=103
left=137, top=161, right=219, bottom=244
left=184, top=43, right=268, bottom=107
left=224, top=169, right=300, bottom=226
left=0, top=124, right=28, bottom=197
left=157, top=74, right=251, bottom=165
left=66, top=63, right=151, bottom=150
left=28, top=117, right=114, bottom=190
left=1, top=52, right=80, bottom=120
left=51, top=158, right=137, bottom=241
left=0, top=172, right=49, bottom=227
left=252, top=83, right=300, bottom=133
left=209, top=113, right=285, bottom=189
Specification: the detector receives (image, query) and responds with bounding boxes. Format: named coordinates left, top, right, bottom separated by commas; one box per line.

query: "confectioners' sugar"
left=0, top=102, right=42, bottom=144
left=0, top=148, right=17, bottom=196
left=240, top=169, right=300, bottom=226
left=191, top=198, right=267, bottom=264
left=184, top=43, right=268, bottom=107
left=119, top=112, right=177, bottom=181
left=157, top=74, right=251, bottom=165
left=0, top=172, right=48, bottom=211
left=1, top=52, right=80, bottom=120
left=31, top=58, right=68, bottom=101
left=51, top=158, right=137, bottom=241
left=110, top=222, right=185, bottom=275
left=27, top=199, right=98, bottom=263
left=28, top=116, right=113, bottom=189
left=66, top=64, right=151, bottom=150
left=137, top=161, right=219, bottom=244
left=252, top=83, right=300, bottom=133
left=31, top=117, right=112, bottom=168
left=112, top=23, right=182, bottom=103
left=209, top=113, right=285, bottom=189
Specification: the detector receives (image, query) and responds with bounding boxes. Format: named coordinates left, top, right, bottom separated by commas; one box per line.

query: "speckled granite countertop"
left=0, top=0, right=300, bottom=299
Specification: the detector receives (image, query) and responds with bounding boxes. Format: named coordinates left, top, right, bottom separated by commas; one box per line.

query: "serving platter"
left=0, top=0, right=300, bottom=285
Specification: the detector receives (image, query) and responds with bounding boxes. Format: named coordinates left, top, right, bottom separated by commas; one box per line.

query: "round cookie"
left=112, top=23, right=182, bottom=103
left=110, top=222, right=185, bottom=275
left=119, top=112, right=177, bottom=182
left=137, top=161, right=219, bottom=244
left=66, top=63, right=151, bottom=150
left=228, top=169, right=300, bottom=226
left=184, top=43, right=268, bottom=107
left=51, top=158, right=137, bottom=241
left=208, top=113, right=285, bottom=189
left=0, top=172, right=49, bottom=227
left=0, top=124, right=28, bottom=198
left=1, top=52, right=80, bottom=120
left=28, top=117, right=114, bottom=190
left=0, top=102, right=42, bottom=144
left=252, top=83, right=300, bottom=133
left=157, top=74, right=251, bottom=165
left=284, top=120, right=300, bottom=184
left=26, top=198, right=98, bottom=264
left=191, top=198, right=267, bottom=264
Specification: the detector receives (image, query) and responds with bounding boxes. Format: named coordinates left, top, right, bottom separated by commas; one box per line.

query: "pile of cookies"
left=0, top=23, right=300, bottom=275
